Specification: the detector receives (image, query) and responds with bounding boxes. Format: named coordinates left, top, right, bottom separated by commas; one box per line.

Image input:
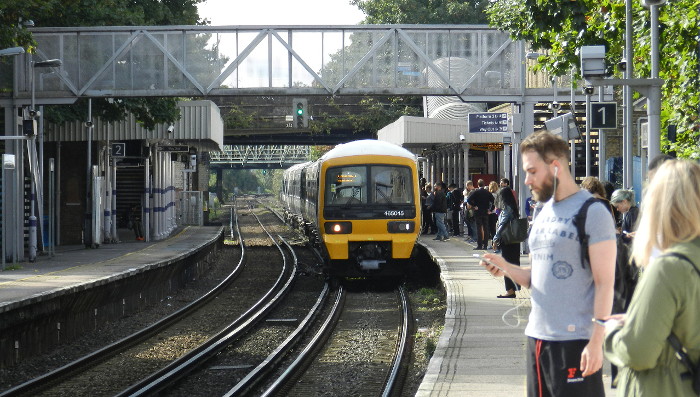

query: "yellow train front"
left=283, top=140, right=421, bottom=278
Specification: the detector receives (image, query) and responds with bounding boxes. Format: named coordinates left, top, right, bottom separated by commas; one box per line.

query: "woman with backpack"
left=604, top=159, right=700, bottom=396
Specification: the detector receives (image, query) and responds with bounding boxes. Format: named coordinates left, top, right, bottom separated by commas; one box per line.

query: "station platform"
left=0, top=226, right=224, bottom=313
left=415, top=234, right=616, bottom=397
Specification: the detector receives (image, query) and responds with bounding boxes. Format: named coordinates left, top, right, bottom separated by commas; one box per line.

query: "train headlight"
left=387, top=221, right=415, bottom=233
left=324, top=221, right=352, bottom=234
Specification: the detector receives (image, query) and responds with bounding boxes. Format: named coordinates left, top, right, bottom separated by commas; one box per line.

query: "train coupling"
left=359, top=259, right=386, bottom=270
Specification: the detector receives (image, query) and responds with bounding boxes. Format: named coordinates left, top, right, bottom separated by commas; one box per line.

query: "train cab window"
left=372, top=166, right=413, bottom=205
left=326, top=166, right=367, bottom=205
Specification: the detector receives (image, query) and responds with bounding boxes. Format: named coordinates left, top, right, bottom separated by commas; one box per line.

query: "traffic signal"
left=293, top=98, right=308, bottom=128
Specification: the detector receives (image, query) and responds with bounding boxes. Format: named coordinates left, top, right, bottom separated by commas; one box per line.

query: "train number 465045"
left=384, top=210, right=405, bottom=217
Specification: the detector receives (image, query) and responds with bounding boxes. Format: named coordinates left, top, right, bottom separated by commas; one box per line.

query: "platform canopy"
left=378, top=115, right=506, bottom=151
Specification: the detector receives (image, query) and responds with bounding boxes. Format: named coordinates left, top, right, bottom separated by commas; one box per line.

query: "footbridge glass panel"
left=11, top=25, right=527, bottom=101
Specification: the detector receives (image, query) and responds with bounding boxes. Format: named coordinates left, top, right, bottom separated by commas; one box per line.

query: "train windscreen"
left=325, top=165, right=413, bottom=206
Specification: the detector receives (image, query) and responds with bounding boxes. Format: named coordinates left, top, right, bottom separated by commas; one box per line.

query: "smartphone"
left=473, top=254, right=504, bottom=271
left=592, top=318, right=606, bottom=326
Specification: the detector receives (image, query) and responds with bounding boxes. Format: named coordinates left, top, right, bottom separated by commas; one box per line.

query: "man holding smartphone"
left=480, top=130, right=616, bottom=397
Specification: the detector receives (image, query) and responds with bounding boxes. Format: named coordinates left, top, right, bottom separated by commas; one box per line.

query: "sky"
left=197, top=0, right=367, bottom=26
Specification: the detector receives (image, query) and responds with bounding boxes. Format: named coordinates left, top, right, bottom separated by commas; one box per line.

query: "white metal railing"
left=177, top=190, right=202, bottom=226
left=209, top=145, right=310, bottom=166
left=11, top=25, right=533, bottom=102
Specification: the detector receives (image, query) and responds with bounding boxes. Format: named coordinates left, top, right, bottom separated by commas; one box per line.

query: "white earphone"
left=553, top=165, right=559, bottom=177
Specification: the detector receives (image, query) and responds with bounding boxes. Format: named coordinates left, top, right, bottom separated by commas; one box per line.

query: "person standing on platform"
left=480, top=130, right=617, bottom=397
left=488, top=181, right=500, bottom=247
left=604, top=159, right=700, bottom=397
left=464, top=181, right=477, bottom=242
left=492, top=183, right=521, bottom=298
left=420, top=180, right=429, bottom=233
left=431, top=182, right=449, bottom=241
left=424, top=184, right=436, bottom=234
left=610, top=189, right=639, bottom=244
left=128, top=204, right=144, bottom=241
left=467, top=179, right=494, bottom=250
left=448, top=183, right=463, bottom=236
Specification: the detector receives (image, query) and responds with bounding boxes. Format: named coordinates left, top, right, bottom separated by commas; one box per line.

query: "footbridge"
left=9, top=25, right=556, bottom=103
left=209, top=145, right=311, bottom=169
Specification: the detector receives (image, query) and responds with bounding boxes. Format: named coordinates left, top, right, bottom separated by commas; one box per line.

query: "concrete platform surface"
left=415, top=234, right=616, bottom=397
left=0, top=226, right=223, bottom=313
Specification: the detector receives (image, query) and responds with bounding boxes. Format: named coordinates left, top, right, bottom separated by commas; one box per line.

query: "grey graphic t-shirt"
left=525, top=190, right=616, bottom=341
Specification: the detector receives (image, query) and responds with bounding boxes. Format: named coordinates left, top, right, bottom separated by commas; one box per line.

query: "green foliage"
left=415, top=287, right=443, bottom=305
left=311, top=96, right=422, bottom=135
left=486, top=0, right=700, bottom=158
left=45, top=97, right=182, bottom=131
left=224, top=104, right=256, bottom=130
left=309, top=146, right=334, bottom=161
left=1, top=0, right=206, bottom=129
left=210, top=169, right=275, bottom=197
left=352, top=0, right=489, bottom=24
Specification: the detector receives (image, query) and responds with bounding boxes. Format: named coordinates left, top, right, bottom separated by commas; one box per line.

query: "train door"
left=300, top=169, right=307, bottom=214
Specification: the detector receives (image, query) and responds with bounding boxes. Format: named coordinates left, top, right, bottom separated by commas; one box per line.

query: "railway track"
left=0, top=201, right=290, bottom=397
left=116, top=208, right=300, bottom=396
left=3, top=197, right=423, bottom=396
left=275, top=285, right=413, bottom=397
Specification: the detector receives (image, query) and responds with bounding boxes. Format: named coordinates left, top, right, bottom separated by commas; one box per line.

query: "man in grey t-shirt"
left=481, top=130, right=617, bottom=397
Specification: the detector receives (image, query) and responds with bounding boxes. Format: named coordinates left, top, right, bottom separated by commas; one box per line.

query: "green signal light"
left=296, top=108, right=304, bottom=115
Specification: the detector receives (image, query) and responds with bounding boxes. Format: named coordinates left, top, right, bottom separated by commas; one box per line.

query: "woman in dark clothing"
left=492, top=186, right=521, bottom=298
left=487, top=181, right=499, bottom=248
left=610, top=189, right=639, bottom=244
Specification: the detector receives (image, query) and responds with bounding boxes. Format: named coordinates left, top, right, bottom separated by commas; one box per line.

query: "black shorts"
left=526, top=337, right=604, bottom=397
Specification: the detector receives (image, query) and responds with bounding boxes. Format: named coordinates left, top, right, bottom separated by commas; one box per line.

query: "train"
left=281, top=139, right=422, bottom=278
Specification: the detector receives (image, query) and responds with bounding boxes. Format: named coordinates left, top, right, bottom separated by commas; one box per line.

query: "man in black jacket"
left=447, top=183, right=463, bottom=236
left=430, top=182, right=449, bottom=241
left=467, top=179, right=494, bottom=249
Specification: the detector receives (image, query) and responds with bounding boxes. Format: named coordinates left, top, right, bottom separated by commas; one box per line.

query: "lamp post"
left=1, top=47, right=25, bottom=268
left=643, top=0, right=666, bottom=163
left=28, top=57, right=62, bottom=261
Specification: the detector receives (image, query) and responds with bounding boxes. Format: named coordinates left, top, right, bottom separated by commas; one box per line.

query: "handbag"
left=500, top=217, right=529, bottom=245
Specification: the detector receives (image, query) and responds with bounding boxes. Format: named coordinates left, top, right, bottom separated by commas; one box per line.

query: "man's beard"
left=533, top=176, right=556, bottom=202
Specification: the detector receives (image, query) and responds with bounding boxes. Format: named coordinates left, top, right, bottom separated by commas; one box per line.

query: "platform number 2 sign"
left=112, top=142, right=126, bottom=157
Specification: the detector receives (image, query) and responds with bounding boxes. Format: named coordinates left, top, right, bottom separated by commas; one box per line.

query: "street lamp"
left=0, top=47, right=25, bottom=268
left=0, top=47, right=25, bottom=57
left=642, top=0, right=666, bottom=163
left=31, top=59, right=62, bottom=115
left=27, top=57, right=62, bottom=261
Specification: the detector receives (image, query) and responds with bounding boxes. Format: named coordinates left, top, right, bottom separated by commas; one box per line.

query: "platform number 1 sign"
left=590, top=102, right=617, bottom=129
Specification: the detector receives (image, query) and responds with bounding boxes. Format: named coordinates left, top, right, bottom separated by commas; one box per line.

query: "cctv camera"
left=617, top=59, right=627, bottom=71
left=641, top=0, right=666, bottom=7
left=549, top=102, right=561, bottom=111
left=28, top=109, right=40, bottom=118
left=459, top=134, right=466, bottom=142
left=583, top=86, right=595, bottom=95
left=83, top=120, right=94, bottom=128
left=167, top=125, right=175, bottom=133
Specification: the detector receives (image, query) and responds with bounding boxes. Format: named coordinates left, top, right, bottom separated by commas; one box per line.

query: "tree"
left=1, top=0, right=208, bottom=129
left=486, top=0, right=700, bottom=158
left=309, top=0, right=491, bottom=136
left=310, top=96, right=423, bottom=135
left=352, top=0, right=489, bottom=24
